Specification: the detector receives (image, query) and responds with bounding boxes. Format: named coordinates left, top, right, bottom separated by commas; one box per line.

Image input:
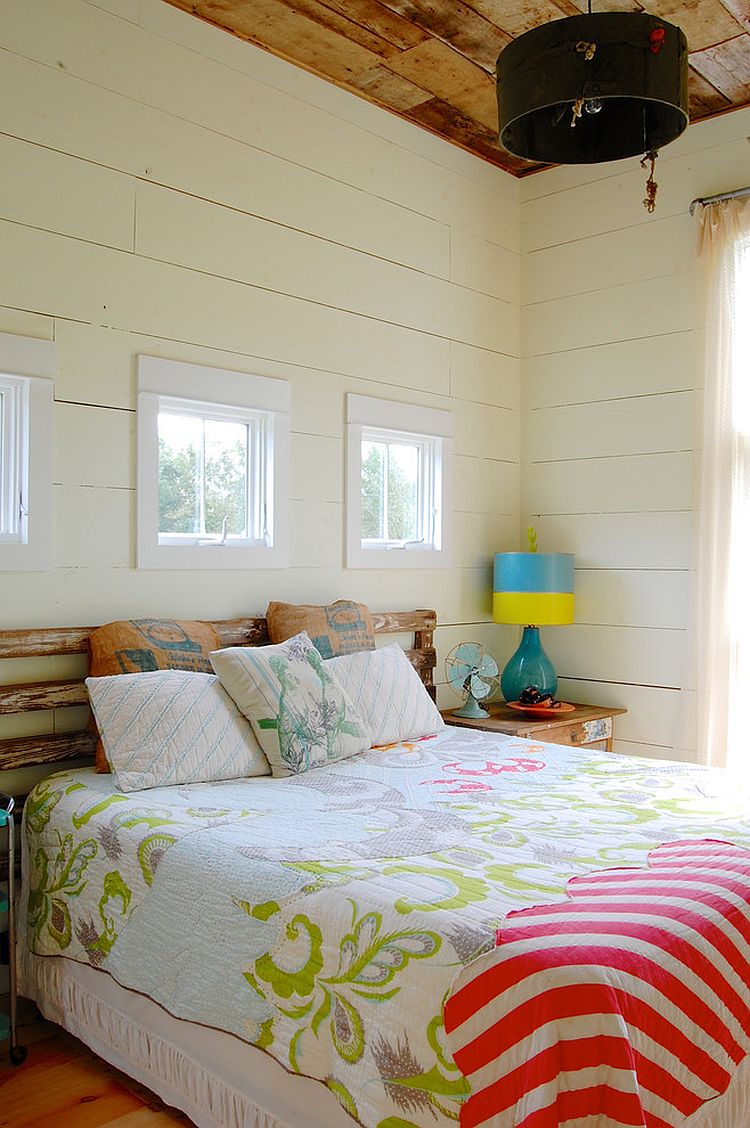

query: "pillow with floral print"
left=210, top=632, right=373, bottom=777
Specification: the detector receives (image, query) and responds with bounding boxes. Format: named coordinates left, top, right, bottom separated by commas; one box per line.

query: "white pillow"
left=86, top=670, right=270, bottom=792
left=210, top=632, right=373, bottom=777
left=325, top=644, right=445, bottom=746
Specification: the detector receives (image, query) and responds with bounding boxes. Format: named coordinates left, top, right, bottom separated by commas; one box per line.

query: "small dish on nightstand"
left=507, top=701, right=576, bottom=719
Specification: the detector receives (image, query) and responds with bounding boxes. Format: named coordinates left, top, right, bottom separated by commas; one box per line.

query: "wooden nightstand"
left=441, top=702, right=626, bottom=752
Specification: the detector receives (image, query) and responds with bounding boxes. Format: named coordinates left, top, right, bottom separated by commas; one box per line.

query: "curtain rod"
left=689, top=186, right=750, bottom=216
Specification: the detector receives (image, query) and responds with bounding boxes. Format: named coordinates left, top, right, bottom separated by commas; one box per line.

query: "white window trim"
left=137, top=356, right=290, bottom=570
left=0, top=333, right=54, bottom=572
left=346, top=393, right=452, bottom=569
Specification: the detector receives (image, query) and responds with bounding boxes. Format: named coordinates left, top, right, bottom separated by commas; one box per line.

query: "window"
left=137, top=357, right=289, bottom=569
left=346, top=394, right=452, bottom=568
left=0, top=333, right=54, bottom=572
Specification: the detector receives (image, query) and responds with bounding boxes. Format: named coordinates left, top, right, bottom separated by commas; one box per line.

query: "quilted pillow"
left=266, top=600, right=375, bottom=659
left=210, top=632, right=373, bottom=777
left=325, top=644, right=445, bottom=746
left=86, top=670, right=270, bottom=792
left=89, top=618, right=222, bottom=772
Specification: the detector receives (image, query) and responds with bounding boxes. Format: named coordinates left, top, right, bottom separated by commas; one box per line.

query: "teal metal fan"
left=445, top=643, right=499, bottom=719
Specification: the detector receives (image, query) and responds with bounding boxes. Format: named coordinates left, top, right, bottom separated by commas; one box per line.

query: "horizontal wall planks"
left=573, top=569, right=690, bottom=631
left=524, top=332, right=697, bottom=410
left=526, top=392, right=693, bottom=461
left=454, top=456, right=519, bottom=516
left=525, top=452, right=693, bottom=515
left=545, top=623, right=686, bottom=689
left=0, top=133, right=135, bottom=252
left=523, top=273, right=696, bottom=357
left=0, top=221, right=455, bottom=391
left=133, top=180, right=516, bottom=352
left=521, top=135, right=750, bottom=250
left=533, top=507, right=693, bottom=572
left=54, top=403, right=134, bottom=490
left=454, top=401, right=519, bottom=460
left=453, top=513, right=518, bottom=569
left=449, top=343, right=520, bottom=409
left=522, top=214, right=696, bottom=306
left=0, top=61, right=451, bottom=277
left=0, top=11, right=519, bottom=249
left=449, top=231, right=519, bottom=304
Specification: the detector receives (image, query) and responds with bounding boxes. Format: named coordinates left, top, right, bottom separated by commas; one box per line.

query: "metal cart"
left=1, top=793, right=26, bottom=1065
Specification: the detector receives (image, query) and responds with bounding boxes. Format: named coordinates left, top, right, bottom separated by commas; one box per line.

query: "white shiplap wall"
left=0, top=0, right=522, bottom=748
left=520, top=106, right=750, bottom=761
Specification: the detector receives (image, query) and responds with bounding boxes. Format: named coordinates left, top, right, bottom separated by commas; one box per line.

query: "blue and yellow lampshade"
left=493, top=552, right=574, bottom=701
left=493, top=552, right=575, bottom=626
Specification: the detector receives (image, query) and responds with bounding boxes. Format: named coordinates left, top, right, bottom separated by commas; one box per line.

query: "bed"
left=4, top=610, right=750, bottom=1128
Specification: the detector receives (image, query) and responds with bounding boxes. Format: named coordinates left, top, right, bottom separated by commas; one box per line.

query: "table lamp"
left=493, top=539, right=574, bottom=702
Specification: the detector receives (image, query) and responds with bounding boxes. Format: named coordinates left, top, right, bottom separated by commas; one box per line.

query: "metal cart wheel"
left=1, top=794, right=26, bottom=1067
left=10, top=1044, right=26, bottom=1066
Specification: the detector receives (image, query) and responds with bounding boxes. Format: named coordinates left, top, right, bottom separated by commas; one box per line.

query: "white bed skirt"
left=18, top=937, right=353, bottom=1128
left=19, top=936, right=750, bottom=1128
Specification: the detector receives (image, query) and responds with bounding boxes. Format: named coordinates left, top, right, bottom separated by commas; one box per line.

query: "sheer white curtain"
left=692, top=198, right=750, bottom=770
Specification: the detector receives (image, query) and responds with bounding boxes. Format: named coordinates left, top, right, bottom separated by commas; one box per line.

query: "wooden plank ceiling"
left=165, top=0, right=750, bottom=175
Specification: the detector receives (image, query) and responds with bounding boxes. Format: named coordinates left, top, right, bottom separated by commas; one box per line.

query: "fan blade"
left=469, top=673, right=491, bottom=699
left=454, top=643, right=482, bottom=667
left=477, top=654, right=499, bottom=678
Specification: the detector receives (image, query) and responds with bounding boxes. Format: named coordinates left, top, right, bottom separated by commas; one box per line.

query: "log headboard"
left=0, top=610, right=437, bottom=774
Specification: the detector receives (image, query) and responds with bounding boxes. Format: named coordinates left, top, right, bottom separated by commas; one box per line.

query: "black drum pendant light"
left=497, top=10, right=688, bottom=206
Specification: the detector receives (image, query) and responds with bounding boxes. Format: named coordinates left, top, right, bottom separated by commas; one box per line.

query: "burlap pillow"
left=266, top=600, right=375, bottom=659
left=88, top=618, right=221, bottom=772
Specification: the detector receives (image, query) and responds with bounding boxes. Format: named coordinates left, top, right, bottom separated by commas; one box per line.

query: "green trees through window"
left=361, top=439, right=418, bottom=542
left=158, top=415, right=249, bottom=538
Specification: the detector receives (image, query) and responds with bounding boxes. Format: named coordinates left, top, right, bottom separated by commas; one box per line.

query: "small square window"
left=137, top=357, right=289, bottom=569
left=0, top=333, right=54, bottom=572
left=346, top=395, right=452, bottom=569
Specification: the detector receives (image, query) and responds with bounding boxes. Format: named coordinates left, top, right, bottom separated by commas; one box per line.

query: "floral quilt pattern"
left=21, top=728, right=750, bottom=1128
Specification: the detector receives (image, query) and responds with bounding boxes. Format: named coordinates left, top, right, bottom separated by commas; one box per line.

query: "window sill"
left=137, top=542, right=288, bottom=570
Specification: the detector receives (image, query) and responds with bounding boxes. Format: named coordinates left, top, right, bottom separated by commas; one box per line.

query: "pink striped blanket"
left=444, top=839, right=750, bottom=1128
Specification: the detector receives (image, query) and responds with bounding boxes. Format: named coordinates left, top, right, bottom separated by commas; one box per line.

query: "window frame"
left=0, top=333, right=54, bottom=572
left=137, top=356, right=290, bottom=570
left=346, top=393, right=452, bottom=569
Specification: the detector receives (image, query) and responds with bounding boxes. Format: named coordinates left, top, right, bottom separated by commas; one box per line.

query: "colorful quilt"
left=21, top=727, right=750, bottom=1128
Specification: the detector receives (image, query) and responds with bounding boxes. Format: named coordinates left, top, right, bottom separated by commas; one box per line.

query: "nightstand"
left=441, top=702, right=626, bottom=752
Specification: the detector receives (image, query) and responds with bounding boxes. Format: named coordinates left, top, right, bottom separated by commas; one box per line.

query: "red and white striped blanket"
left=444, top=839, right=750, bottom=1128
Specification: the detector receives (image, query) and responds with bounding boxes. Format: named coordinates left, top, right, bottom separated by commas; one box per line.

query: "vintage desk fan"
left=445, top=643, right=499, bottom=719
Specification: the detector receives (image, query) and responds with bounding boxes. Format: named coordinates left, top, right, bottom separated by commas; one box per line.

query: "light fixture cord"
left=641, top=150, right=659, bottom=212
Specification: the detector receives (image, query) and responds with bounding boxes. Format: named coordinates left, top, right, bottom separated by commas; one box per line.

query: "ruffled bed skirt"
left=18, top=937, right=352, bottom=1128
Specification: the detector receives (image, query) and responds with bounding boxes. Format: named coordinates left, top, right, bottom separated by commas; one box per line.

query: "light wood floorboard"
left=0, top=999, right=192, bottom=1127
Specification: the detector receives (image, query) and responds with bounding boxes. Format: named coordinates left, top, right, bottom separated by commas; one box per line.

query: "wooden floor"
left=0, top=999, right=193, bottom=1127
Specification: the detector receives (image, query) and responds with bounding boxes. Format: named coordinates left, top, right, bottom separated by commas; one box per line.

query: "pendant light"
left=497, top=8, right=688, bottom=208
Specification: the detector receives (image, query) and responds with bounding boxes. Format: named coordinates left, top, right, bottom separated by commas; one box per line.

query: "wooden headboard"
left=0, top=610, right=437, bottom=774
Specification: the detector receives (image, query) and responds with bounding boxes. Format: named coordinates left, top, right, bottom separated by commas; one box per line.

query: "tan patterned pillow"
left=266, top=600, right=375, bottom=659
left=88, top=618, right=221, bottom=772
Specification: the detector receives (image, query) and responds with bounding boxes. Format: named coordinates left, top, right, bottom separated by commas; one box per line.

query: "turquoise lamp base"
left=501, top=626, right=557, bottom=702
